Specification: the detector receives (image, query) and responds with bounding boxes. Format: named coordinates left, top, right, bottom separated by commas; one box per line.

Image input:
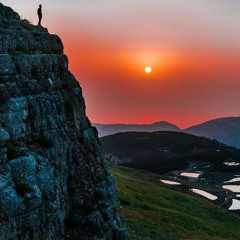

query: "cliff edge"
left=0, top=4, right=127, bottom=240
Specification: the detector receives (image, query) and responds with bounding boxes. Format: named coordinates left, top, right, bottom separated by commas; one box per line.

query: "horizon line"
left=92, top=115, right=240, bottom=129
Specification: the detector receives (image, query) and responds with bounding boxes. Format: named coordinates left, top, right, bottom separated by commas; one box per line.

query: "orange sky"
left=61, top=26, right=240, bottom=128
left=5, top=0, right=240, bottom=128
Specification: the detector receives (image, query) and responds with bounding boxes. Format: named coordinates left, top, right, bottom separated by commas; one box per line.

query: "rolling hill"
left=101, top=131, right=240, bottom=174
left=94, top=121, right=180, bottom=137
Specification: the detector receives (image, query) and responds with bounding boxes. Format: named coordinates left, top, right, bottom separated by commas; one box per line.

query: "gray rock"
left=0, top=3, right=127, bottom=240
left=0, top=128, right=9, bottom=141
left=0, top=54, right=15, bottom=75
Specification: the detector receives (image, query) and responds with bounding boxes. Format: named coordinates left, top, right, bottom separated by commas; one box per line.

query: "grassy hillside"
left=112, top=167, right=240, bottom=240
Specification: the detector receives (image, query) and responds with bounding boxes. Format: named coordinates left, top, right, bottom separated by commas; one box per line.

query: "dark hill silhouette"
left=95, top=117, right=240, bottom=148
left=94, top=121, right=180, bottom=137
left=100, top=131, right=240, bottom=174
left=185, top=117, right=240, bottom=148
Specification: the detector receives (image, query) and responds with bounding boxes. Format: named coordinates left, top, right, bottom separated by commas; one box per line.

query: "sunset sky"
left=3, top=0, right=240, bottom=128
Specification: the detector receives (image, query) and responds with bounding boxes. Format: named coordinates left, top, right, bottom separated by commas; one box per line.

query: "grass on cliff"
left=112, top=166, right=240, bottom=240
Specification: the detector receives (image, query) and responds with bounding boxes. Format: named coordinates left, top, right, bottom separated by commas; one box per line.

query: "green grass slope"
left=112, top=167, right=240, bottom=240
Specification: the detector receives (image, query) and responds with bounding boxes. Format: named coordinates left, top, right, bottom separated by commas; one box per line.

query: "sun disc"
left=145, top=66, right=152, bottom=74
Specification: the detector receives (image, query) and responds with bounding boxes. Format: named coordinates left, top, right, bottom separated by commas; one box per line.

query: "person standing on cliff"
left=37, top=4, right=42, bottom=26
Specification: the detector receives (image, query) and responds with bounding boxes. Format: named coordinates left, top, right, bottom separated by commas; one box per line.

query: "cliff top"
left=0, top=3, right=49, bottom=33
left=0, top=3, right=63, bottom=55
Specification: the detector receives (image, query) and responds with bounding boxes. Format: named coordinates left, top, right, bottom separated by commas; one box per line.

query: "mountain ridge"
left=185, top=117, right=240, bottom=148
left=94, top=121, right=180, bottom=137
left=95, top=117, right=240, bottom=148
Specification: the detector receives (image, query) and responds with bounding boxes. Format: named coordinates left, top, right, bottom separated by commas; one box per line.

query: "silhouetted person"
left=38, top=5, right=42, bottom=26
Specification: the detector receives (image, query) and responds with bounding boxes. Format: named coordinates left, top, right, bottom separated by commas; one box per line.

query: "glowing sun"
left=145, top=66, right=152, bottom=74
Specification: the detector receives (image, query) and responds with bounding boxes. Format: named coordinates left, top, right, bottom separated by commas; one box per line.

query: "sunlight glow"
left=145, top=66, right=152, bottom=74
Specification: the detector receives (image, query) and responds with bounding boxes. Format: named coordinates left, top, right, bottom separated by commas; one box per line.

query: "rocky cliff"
left=0, top=4, right=126, bottom=240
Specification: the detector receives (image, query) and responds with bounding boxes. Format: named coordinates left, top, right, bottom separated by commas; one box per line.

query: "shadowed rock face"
left=0, top=3, right=127, bottom=240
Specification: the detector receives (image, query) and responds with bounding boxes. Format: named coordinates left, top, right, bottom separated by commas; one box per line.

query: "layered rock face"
left=0, top=4, right=126, bottom=240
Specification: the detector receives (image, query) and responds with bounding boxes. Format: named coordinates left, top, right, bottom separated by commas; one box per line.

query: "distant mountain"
left=94, top=121, right=180, bottom=137
left=95, top=117, right=240, bottom=148
left=185, top=117, right=240, bottom=148
left=100, top=131, right=240, bottom=174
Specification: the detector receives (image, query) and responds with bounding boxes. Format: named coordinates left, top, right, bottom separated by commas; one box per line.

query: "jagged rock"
left=0, top=3, right=127, bottom=240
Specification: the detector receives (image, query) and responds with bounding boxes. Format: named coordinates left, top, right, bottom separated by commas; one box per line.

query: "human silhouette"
left=37, top=4, right=42, bottom=26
